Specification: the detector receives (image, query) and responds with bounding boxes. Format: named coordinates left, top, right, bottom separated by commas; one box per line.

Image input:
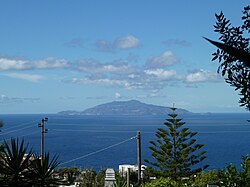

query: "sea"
left=0, top=113, right=249, bottom=171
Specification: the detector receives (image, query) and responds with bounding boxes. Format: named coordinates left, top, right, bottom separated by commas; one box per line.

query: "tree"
left=57, top=167, right=80, bottom=185
left=143, top=177, right=177, bottom=187
left=0, top=138, right=33, bottom=187
left=145, top=107, right=208, bottom=182
left=206, top=6, right=250, bottom=110
left=78, top=169, right=97, bottom=187
left=0, top=138, right=62, bottom=187
left=28, top=153, right=62, bottom=187
left=193, top=170, right=219, bottom=187
left=113, top=174, right=127, bottom=187
left=96, top=169, right=105, bottom=187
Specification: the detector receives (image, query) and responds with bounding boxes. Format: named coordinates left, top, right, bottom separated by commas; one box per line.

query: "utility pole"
left=127, top=168, right=130, bottom=187
left=137, top=131, right=141, bottom=186
left=38, top=117, right=48, bottom=162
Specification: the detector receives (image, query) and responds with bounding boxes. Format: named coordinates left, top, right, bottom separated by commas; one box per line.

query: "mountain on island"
left=58, top=100, right=191, bottom=116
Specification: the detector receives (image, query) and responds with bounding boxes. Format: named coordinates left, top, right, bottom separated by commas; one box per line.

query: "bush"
left=193, top=170, right=219, bottom=186
left=142, top=178, right=177, bottom=187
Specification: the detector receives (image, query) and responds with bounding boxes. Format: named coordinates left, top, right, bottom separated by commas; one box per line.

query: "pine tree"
left=145, top=107, right=208, bottom=181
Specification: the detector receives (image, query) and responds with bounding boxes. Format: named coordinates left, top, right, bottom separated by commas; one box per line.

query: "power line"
left=2, top=120, right=39, bottom=131
left=48, top=122, right=157, bottom=127
left=50, top=129, right=137, bottom=133
left=50, top=128, right=154, bottom=134
left=0, top=124, right=35, bottom=135
left=59, top=136, right=136, bottom=166
left=0, top=130, right=40, bottom=143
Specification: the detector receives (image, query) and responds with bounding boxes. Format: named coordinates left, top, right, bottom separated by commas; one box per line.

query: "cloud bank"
left=185, top=69, right=222, bottom=83
left=0, top=94, right=40, bottom=104
left=5, top=73, right=43, bottom=82
left=0, top=57, right=69, bottom=71
left=0, top=48, right=222, bottom=91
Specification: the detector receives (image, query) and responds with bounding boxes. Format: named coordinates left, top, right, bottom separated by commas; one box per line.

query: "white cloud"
left=95, top=40, right=113, bottom=52
left=0, top=57, right=69, bottom=71
left=147, top=51, right=178, bottom=68
left=76, top=59, right=133, bottom=75
left=70, top=77, right=134, bottom=89
left=66, top=66, right=180, bottom=91
left=95, top=35, right=140, bottom=52
left=65, top=56, right=183, bottom=91
left=114, top=35, right=140, bottom=49
left=128, top=74, right=139, bottom=79
left=115, top=92, right=121, bottom=99
left=0, top=95, right=7, bottom=102
left=34, top=58, right=69, bottom=69
left=0, top=94, right=40, bottom=104
left=144, top=69, right=178, bottom=80
left=70, top=67, right=220, bottom=90
left=0, top=58, right=29, bottom=70
left=5, top=73, right=43, bottom=82
left=185, top=69, right=222, bottom=83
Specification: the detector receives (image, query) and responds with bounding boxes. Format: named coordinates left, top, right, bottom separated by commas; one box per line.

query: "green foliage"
left=210, top=5, right=250, bottom=110
left=58, top=167, right=80, bottom=184
left=29, top=153, right=62, bottom=187
left=113, top=174, right=127, bottom=187
left=78, top=169, right=97, bottom=187
left=142, top=178, right=177, bottom=187
left=129, top=170, right=139, bottom=186
left=198, top=155, right=250, bottom=187
left=145, top=107, right=208, bottom=181
left=217, top=155, right=250, bottom=187
left=0, top=138, right=33, bottom=186
left=218, top=164, right=239, bottom=186
left=192, top=170, right=219, bottom=186
left=96, top=169, right=105, bottom=187
left=238, top=155, right=250, bottom=186
left=143, top=156, right=250, bottom=186
left=0, top=138, right=62, bottom=187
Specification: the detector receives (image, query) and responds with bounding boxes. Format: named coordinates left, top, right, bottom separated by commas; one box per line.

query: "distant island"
left=58, top=100, right=191, bottom=116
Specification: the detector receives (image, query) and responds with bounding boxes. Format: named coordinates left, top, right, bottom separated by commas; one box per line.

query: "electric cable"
left=0, top=130, right=40, bottom=143
left=48, top=122, right=157, bottom=127
left=2, top=120, right=39, bottom=131
left=50, top=128, right=154, bottom=134
left=50, top=129, right=137, bottom=133
left=59, top=136, right=136, bottom=166
left=1, top=124, right=36, bottom=135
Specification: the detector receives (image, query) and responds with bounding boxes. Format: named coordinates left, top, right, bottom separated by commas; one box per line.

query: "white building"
left=119, top=164, right=147, bottom=178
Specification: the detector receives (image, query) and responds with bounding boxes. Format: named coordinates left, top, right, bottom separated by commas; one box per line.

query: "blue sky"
left=0, top=1, right=248, bottom=114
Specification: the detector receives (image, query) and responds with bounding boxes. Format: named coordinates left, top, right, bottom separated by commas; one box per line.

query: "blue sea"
left=0, top=113, right=249, bottom=171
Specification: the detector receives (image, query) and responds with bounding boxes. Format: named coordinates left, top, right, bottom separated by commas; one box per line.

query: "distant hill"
left=58, top=100, right=191, bottom=116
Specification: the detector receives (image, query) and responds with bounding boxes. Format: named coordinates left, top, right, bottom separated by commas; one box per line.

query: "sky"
left=0, top=0, right=248, bottom=114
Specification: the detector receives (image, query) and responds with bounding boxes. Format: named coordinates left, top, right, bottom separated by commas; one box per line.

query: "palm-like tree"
left=0, top=138, right=62, bottom=186
left=0, top=138, right=33, bottom=187
left=29, top=153, right=62, bottom=187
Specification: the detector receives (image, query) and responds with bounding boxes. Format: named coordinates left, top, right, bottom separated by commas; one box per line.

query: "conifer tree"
left=145, top=107, right=208, bottom=181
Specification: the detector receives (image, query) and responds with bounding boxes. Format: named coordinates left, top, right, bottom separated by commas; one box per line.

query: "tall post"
left=127, top=168, right=130, bottom=187
left=137, top=131, right=141, bottom=185
left=41, top=119, right=45, bottom=161
left=38, top=117, right=48, bottom=163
